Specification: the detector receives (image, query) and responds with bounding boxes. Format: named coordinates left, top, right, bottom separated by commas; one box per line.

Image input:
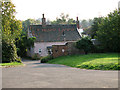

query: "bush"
left=41, top=55, right=53, bottom=63
left=16, top=32, right=36, bottom=57
left=2, top=40, right=21, bottom=63
left=76, top=37, right=94, bottom=54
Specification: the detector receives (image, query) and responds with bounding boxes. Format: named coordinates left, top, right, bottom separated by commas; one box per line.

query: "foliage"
left=2, top=1, right=22, bottom=63
left=41, top=55, right=53, bottom=63
left=16, top=31, right=36, bottom=57
left=90, top=17, right=103, bottom=39
left=80, top=19, right=93, bottom=29
left=2, top=2, right=22, bottom=42
left=51, top=13, right=76, bottom=25
left=47, top=53, right=119, bottom=70
left=80, top=19, right=88, bottom=28
left=76, top=57, right=119, bottom=70
left=96, top=10, right=120, bottom=52
left=2, top=39, right=21, bottom=63
left=22, top=19, right=41, bottom=32
left=0, top=30, right=2, bottom=61
left=92, top=45, right=105, bottom=53
left=76, top=37, right=94, bottom=54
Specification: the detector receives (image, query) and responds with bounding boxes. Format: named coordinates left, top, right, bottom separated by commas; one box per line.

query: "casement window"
left=47, top=46, right=52, bottom=55
left=39, top=49, right=42, bottom=54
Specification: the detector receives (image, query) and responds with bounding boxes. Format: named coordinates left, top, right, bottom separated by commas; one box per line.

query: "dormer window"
left=62, top=31, right=65, bottom=36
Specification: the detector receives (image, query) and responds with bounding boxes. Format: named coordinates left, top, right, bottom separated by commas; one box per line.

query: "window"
left=48, top=49, right=52, bottom=55
left=39, top=49, right=42, bottom=54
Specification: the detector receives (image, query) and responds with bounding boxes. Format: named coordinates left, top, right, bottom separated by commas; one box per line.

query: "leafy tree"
left=80, top=19, right=88, bottom=29
left=16, top=31, right=36, bottom=57
left=2, top=1, right=22, bottom=63
left=91, top=17, right=103, bottom=39
left=22, top=19, right=41, bottom=32
left=96, top=10, right=120, bottom=52
left=76, top=37, right=94, bottom=54
left=88, top=19, right=93, bottom=26
left=51, top=13, right=76, bottom=25
left=80, top=19, right=93, bottom=29
left=67, top=18, right=76, bottom=24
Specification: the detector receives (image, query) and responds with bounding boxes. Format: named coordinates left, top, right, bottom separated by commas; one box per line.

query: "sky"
left=12, top=0, right=120, bottom=21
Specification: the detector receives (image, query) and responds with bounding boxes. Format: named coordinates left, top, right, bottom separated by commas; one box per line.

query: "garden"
left=44, top=53, right=119, bottom=70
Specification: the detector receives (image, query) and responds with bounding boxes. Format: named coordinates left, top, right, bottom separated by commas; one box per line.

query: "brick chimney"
left=42, top=14, right=46, bottom=27
left=76, top=17, right=80, bottom=29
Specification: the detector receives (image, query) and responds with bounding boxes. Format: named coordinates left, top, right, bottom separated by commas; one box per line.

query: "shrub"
left=76, top=37, right=94, bottom=54
left=16, top=32, right=36, bottom=57
left=2, top=40, right=21, bottom=63
left=41, top=55, right=53, bottom=63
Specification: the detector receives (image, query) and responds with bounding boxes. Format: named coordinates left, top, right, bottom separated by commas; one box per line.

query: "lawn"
left=0, top=62, right=23, bottom=67
left=47, top=53, right=119, bottom=70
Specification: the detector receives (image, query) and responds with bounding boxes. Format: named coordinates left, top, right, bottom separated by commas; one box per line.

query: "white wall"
left=33, top=42, right=67, bottom=56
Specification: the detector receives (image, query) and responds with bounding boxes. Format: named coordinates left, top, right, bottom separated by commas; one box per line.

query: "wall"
left=52, top=45, right=68, bottom=58
left=52, top=42, right=85, bottom=58
left=27, top=41, right=85, bottom=58
left=67, top=42, right=85, bottom=55
left=29, top=42, right=67, bottom=57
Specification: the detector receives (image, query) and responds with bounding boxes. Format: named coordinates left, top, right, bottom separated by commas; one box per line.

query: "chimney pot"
left=42, top=14, right=46, bottom=27
left=42, top=14, right=44, bottom=18
left=76, top=16, right=80, bottom=29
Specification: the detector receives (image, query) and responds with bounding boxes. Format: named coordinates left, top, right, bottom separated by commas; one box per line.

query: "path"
left=2, top=60, right=118, bottom=88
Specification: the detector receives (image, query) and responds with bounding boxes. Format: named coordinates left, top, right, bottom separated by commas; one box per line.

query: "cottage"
left=27, top=14, right=81, bottom=58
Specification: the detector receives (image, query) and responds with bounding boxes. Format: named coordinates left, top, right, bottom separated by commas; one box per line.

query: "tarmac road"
left=2, top=60, right=118, bottom=88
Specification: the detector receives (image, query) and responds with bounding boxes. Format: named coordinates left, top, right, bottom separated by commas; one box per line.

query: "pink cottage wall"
left=33, top=42, right=67, bottom=57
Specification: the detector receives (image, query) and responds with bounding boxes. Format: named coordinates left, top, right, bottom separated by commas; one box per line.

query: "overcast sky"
left=12, top=0, right=120, bottom=21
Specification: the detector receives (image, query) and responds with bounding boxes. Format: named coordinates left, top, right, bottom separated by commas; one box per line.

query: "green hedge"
left=41, top=55, right=53, bottom=63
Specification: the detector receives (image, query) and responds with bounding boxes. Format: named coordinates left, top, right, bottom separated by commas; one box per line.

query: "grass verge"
left=47, top=53, right=119, bottom=70
left=0, top=62, right=24, bottom=67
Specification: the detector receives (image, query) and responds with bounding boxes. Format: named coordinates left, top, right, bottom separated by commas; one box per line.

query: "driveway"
left=2, top=60, right=118, bottom=88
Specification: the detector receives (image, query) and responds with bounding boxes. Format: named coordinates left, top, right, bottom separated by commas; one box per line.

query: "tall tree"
left=51, top=13, right=76, bottom=25
left=2, top=1, right=22, bottom=63
left=91, top=17, right=103, bottom=39
left=16, top=32, right=36, bottom=57
left=80, top=19, right=88, bottom=29
left=22, top=19, right=41, bottom=32
left=96, top=10, right=120, bottom=52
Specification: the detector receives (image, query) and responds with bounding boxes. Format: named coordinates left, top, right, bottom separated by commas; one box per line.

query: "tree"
left=2, top=1, right=22, bottom=63
left=16, top=31, right=36, bottom=57
left=96, top=10, right=120, bottom=52
left=22, top=19, right=41, bottom=32
left=91, top=17, right=103, bottom=39
left=76, top=37, right=94, bottom=54
left=80, top=19, right=88, bottom=29
left=51, top=13, right=76, bottom=25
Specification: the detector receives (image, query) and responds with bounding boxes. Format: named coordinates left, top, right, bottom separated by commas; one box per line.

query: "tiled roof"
left=29, top=24, right=81, bottom=42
